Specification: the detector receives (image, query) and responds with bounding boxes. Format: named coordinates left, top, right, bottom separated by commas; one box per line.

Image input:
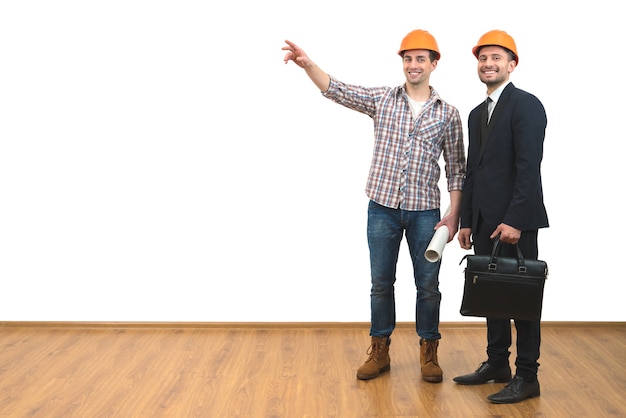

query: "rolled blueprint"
left=424, top=205, right=451, bottom=263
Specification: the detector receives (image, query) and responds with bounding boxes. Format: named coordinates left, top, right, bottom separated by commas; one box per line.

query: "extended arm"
left=282, top=40, right=331, bottom=92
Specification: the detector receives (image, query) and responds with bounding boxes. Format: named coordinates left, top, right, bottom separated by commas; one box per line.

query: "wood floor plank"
left=0, top=323, right=624, bottom=417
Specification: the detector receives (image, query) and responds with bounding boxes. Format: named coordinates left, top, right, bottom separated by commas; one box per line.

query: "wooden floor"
left=0, top=322, right=624, bottom=417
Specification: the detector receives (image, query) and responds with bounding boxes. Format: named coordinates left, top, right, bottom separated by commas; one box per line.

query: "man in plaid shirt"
left=282, top=30, right=465, bottom=383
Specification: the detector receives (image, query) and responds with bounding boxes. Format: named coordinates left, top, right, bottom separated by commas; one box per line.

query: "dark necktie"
left=483, top=97, right=492, bottom=125
left=480, top=97, right=492, bottom=150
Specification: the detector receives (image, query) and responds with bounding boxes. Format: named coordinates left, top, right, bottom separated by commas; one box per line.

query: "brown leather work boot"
left=356, top=336, right=391, bottom=380
left=420, top=338, right=443, bottom=383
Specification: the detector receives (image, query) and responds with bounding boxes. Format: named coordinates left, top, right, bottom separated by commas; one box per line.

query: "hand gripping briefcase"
left=459, top=236, right=548, bottom=321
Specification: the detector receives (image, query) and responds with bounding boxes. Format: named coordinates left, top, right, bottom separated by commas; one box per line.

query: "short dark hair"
left=476, top=45, right=517, bottom=63
left=400, top=50, right=439, bottom=62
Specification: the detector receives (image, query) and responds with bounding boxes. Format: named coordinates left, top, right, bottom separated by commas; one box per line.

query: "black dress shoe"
left=487, top=375, right=540, bottom=404
left=453, top=361, right=511, bottom=385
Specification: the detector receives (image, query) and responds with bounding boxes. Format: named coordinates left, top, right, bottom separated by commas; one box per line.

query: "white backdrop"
left=1, top=1, right=623, bottom=322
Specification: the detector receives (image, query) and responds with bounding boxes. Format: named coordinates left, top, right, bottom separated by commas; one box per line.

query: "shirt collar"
left=398, top=85, right=440, bottom=104
left=486, top=81, right=510, bottom=105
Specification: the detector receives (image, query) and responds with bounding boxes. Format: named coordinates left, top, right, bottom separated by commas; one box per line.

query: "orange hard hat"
left=472, top=30, right=518, bottom=63
left=398, top=29, right=441, bottom=60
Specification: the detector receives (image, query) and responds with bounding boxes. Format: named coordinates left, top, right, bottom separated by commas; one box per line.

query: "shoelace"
left=365, top=343, right=382, bottom=363
left=423, top=342, right=438, bottom=364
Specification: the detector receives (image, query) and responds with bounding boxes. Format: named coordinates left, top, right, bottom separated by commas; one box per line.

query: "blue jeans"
left=367, top=200, right=442, bottom=340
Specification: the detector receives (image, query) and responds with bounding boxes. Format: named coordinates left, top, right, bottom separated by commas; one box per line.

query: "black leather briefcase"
left=459, top=236, right=548, bottom=321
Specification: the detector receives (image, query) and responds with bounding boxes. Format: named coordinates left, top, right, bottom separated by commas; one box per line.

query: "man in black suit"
left=453, top=30, right=548, bottom=404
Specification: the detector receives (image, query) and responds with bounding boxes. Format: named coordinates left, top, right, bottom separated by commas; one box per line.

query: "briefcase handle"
left=489, top=235, right=527, bottom=273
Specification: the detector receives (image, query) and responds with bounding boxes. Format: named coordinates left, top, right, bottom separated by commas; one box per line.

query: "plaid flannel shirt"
left=323, top=76, right=466, bottom=210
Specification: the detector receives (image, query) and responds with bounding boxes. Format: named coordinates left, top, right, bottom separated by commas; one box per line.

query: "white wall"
left=1, top=1, right=623, bottom=322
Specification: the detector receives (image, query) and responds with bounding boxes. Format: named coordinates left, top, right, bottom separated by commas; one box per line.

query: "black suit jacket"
left=461, top=83, right=548, bottom=234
